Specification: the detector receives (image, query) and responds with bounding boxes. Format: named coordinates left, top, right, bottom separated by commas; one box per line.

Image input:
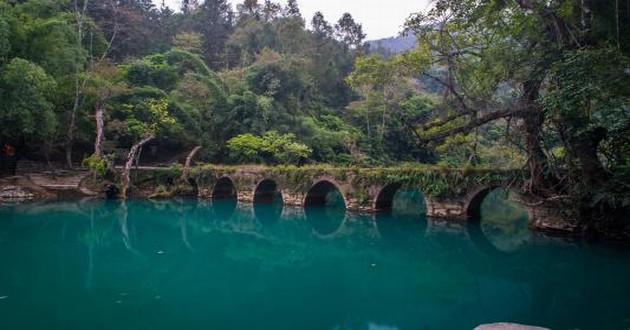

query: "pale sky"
left=154, top=0, right=432, bottom=40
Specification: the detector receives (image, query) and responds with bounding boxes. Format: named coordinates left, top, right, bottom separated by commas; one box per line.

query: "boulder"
left=474, top=323, right=550, bottom=330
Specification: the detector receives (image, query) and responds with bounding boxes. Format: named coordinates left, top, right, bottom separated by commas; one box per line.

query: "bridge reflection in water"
left=1, top=196, right=628, bottom=330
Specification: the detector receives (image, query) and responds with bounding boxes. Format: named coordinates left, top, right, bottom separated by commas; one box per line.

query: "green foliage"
left=227, top=131, right=312, bottom=164
left=116, top=97, right=176, bottom=143
left=172, top=32, right=204, bottom=55
left=543, top=47, right=630, bottom=170
left=82, top=155, right=108, bottom=175
left=297, top=115, right=360, bottom=163
left=0, top=17, right=10, bottom=65
left=0, top=57, right=57, bottom=141
left=125, top=55, right=179, bottom=91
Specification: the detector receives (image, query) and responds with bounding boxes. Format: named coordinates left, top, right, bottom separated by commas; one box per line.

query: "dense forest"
left=0, top=1, right=628, bottom=228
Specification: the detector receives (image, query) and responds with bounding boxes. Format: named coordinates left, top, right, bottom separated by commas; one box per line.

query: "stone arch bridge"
left=130, top=165, right=563, bottom=228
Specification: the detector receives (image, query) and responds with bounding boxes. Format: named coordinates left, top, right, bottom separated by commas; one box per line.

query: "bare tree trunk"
left=93, top=104, right=105, bottom=158
left=181, top=146, right=202, bottom=182
left=66, top=81, right=80, bottom=168
left=66, top=0, right=90, bottom=168
left=92, top=91, right=112, bottom=176
left=96, top=95, right=118, bottom=175
left=119, top=135, right=154, bottom=199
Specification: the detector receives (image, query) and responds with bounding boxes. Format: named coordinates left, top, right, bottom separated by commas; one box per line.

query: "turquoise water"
left=0, top=194, right=629, bottom=330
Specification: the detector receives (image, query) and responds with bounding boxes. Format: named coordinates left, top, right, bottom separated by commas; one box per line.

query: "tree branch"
left=416, top=108, right=529, bottom=144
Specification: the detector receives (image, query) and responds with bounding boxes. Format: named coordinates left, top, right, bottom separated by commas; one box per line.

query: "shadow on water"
left=468, top=188, right=532, bottom=256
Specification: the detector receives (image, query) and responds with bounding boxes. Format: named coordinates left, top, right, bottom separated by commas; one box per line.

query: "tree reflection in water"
left=1, top=199, right=629, bottom=330
left=469, top=188, right=532, bottom=254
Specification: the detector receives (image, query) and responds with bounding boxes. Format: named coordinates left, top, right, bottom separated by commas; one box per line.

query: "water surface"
left=0, top=195, right=628, bottom=330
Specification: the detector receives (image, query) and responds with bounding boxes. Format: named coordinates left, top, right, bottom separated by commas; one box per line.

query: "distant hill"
left=367, top=33, right=417, bottom=55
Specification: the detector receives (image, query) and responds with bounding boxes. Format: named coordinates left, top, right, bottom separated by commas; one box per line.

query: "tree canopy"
left=0, top=0, right=628, bottom=228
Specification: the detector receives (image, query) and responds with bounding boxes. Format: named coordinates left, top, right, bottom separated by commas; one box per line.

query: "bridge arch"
left=304, top=179, right=347, bottom=208
left=304, top=179, right=347, bottom=237
left=253, top=179, right=283, bottom=226
left=464, top=184, right=528, bottom=220
left=464, top=184, right=532, bottom=255
left=253, top=179, right=283, bottom=204
left=374, top=182, right=428, bottom=216
left=374, top=182, right=403, bottom=210
left=212, top=176, right=237, bottom=200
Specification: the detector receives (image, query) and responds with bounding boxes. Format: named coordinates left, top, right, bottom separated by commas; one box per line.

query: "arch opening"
left=304, top=181, right=346, bottom=208
left=375, top=183, right=427, bottom=217
left=253, top=179, right=283, bottom=226
left=253, top=179, right=282, bottom=204
left=466, top=187, right=531, bottom=254
left=375, top=182, right=402, bottom=211
left=304, top=180, right=346, bottom=236
left=212, top=177, right=237, bottom=200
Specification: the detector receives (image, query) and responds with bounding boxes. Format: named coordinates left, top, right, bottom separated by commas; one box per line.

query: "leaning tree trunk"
left=119, top=135, right=154, bottom=199
left=180, top=145, right=202, bottom=183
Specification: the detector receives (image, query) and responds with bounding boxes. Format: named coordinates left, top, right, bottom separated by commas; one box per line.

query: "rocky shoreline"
left=0, top=185, right=35, bottom=202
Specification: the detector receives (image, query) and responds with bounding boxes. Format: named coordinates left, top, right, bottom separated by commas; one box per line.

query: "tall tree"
left=66, top=0, right=90, bottom=168
left=311, top=11, right=333, bottom=39
left=196, top=0, right=233, bottom=68
left=334, top=13, right=366, bottom=51
left=399, top=0, right=629, bottom=226
left=0, top=58, right=57, bottom=150
left=261, top=0, right=281, bottom=22
left=180, top=0, right=199, bottom=14
left=236, top=0, right=261, bottom=21
left=87, top=0, right=172, bottom=61
left=283, top=0, right=301, bottom=18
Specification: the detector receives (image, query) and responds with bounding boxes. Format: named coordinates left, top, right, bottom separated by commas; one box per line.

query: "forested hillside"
left=368, top=33, right=416, bottom=55
left=0, top=0, right=628, bottom=227
left=0, top=0, right=431, bottom=168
